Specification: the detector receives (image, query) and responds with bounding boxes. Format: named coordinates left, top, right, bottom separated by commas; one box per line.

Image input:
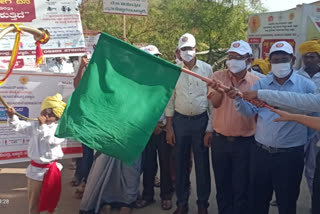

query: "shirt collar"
left=227, top=69, right=250, bottom=84
left=183, top=59, right=199, bottom=71
left=194, top=59, right=200, bottom=69
left=267, top=70, right=297, bottom=86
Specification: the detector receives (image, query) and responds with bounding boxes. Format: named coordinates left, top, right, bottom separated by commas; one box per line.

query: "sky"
left=262, top=0, right=318, bottom=12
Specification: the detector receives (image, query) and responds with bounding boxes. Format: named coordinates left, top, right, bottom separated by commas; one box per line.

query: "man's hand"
left=5, top=107, right=16, bottom=118
left=207, top=79, right=224, bottom=94
left=153, top=122, right=164, bottom=135
left=166, top=125, right=176, bottom=146
left=243, top=91, right=258, bottom=100
left=270, top=108, right=294, bottom=122
left=204, top=132, right=213, bottom=148
left=80, top=56, right=89, bottom=69
left=38, top=115, right=47, bottom=125
left=224, top=86, right=239, bottom=99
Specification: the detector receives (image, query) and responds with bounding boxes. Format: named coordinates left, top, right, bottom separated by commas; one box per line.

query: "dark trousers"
left=312, top=151, right=320, bottom=214
left=173, top=111, right=211, bottom=208
left=80, top=144, right=94, bottom=183
left=74, top=157, right=82, bottom=182
left=211, top=133, right=253, bottom=214
left=250, top=141, right=304, bottom=214
left=141, top=131, right=174, bottom=200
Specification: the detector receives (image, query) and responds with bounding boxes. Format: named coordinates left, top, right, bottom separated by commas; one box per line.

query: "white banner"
left=0, top=71, right=82, bottom=164
left=247, top=1, right=320, bottom=69
left=0, top=0, right=86, bottom=58
left=103, top=0, right=148, bottom=16
left=83, top=31, right=101, bottom=59
left=247, top=8, right=302, bottom=60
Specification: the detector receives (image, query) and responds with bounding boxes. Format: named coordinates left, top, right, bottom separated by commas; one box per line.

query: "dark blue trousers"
left=173, top=111, right=211, bottom=208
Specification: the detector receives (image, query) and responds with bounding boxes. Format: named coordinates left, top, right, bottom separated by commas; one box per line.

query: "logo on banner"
left=289, top=13, right=295, bottom=20
left=19, top=76, right=29, bottom=85
left=0, top=0, right=36, bottom=22
left=249, top=16, right=260, bottom=33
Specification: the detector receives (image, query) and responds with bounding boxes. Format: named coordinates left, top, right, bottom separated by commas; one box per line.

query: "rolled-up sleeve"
left=234, top=96, right=258, bottom=118
left=165, top=89, right=175, bottom=117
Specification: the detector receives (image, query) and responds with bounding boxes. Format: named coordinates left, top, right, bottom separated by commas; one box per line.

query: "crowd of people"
left=5, top=32, right=320, bottom=214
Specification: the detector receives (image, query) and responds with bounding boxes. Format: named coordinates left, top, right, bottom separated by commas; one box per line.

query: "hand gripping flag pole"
left=181, top=67, right=273, bottom=109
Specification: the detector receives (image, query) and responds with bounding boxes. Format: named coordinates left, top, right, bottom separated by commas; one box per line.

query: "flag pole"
left=123, top=15, right=126, bottom=40
left=180, top=67, right=273, bottom=109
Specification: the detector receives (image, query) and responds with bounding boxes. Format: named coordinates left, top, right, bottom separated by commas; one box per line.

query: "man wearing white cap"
left=136, top=45, right=174, bottom=210
left=165, top=33, right=213, bottom=214
left=225, top=41, right=317, bottom=214
left=141, top=45, right=162, bottom=56
left=207, top=40, right=259, bottom=214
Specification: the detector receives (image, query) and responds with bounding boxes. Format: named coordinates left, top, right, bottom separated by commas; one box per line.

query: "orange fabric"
left=210, top=70, right=259, bottom=137
left=35, top=34, right=47, bottom=66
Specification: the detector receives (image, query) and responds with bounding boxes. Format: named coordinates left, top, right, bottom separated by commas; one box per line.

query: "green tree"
left=80, top=0, right=264, bottom=64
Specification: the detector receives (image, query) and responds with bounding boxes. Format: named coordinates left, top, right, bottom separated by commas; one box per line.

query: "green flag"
left=55, top=32, right=181, bottom=164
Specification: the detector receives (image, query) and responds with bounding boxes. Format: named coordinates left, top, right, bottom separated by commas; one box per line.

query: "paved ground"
left=0, top=159, right=311, bottom=214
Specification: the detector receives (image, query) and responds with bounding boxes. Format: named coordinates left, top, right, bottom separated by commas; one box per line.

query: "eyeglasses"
left=269, top=57, right=292, bottom=64
left=180, top=47, right=194, bottom=51
left=228, top=55, right=248, bottom=60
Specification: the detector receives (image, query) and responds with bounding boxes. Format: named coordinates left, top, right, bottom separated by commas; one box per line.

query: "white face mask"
left=271, top=63, right=292, bottom=78
left=180, top=50, right=196, bottom=62
left=247, top=63, right=251, bottom=71
left=226, top=59, right=247, bottom=73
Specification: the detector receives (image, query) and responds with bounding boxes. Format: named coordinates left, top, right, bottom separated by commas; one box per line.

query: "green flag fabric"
left=55, top=32, right=181, bottom=164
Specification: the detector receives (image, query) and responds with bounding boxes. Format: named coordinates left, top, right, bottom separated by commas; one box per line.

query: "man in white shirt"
left=165, top=33, right=213, bottom=214
left=46, top=57, right=74, bottom=73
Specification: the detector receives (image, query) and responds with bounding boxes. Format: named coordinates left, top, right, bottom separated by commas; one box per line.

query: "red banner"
left=0, top=0, right=36, bottom=23
left=261, top=39, right=295, bottom=59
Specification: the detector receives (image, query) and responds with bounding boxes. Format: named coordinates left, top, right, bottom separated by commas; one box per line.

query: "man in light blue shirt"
left=228, top=41, right=317, bottom=214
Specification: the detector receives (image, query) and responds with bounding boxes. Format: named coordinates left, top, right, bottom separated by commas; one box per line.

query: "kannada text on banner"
left=0, top=0, right=86, bottom=58
left=103, top=0, right=148, bottom=16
